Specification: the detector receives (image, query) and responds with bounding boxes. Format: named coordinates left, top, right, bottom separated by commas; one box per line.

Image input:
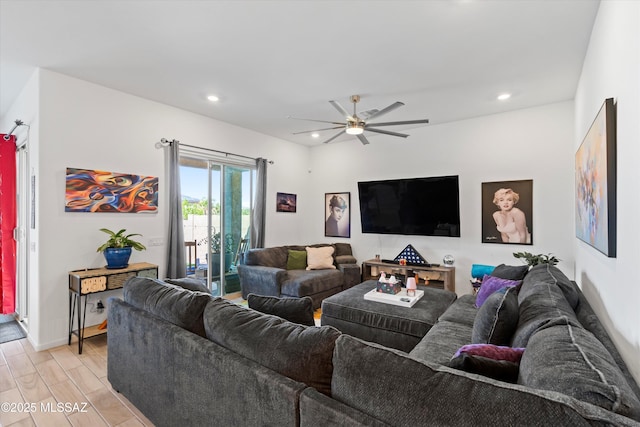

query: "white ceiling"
left=0, top=0, right=599, bottom=146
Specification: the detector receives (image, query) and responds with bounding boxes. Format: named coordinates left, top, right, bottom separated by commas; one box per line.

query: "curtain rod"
left=157, top=138, right=273, bottom=164
left=3, top=119, right=25, bottom=140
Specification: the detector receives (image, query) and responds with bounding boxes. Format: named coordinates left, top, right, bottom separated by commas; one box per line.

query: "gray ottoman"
left=321, top=280, right=457, bottom=352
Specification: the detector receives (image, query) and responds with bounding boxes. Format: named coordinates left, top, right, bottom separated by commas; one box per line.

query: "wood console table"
left=68, top=262, right=158, bottom=353
left=361, top=259, right=455, bottom=293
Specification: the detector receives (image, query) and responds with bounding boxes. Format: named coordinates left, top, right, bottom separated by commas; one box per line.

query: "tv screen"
left=357, top=176, right=460, bottom=237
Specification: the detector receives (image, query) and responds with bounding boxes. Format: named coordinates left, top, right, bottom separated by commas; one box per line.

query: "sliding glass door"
left=180, top=156, right=253, bottom=297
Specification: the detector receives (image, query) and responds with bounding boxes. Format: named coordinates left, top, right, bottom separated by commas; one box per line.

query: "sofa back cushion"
left=244, top=246, right=289, bottom=269
left=332, top=335, right=604, bottom=425
left=203, top=298, right=340, bottom=395
left=511, top=280, right=579, bottom=348
left=244, top=243, right=353, bottom=269
left=164, top=277, right=210, bottom=294
left=247, top=293, right=315, bottom=326
left=521, top=264, right=579, bottom=309
left=491, top=263, right=529, bottom=280
left=472, top=286, right=519, bottom=345
left=519, top=318, right=640, bottom=421
left=123, top=277, right=212, bottom=337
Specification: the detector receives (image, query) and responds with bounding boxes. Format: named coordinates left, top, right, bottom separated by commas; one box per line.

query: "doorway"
left=179, top=156, right=253, bottom=297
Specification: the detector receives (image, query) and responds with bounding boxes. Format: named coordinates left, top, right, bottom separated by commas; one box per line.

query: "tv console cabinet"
left=362, top=259, right=455, bottom=293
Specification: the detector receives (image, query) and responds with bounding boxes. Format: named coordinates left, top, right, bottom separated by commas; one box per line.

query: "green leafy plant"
left=96, top=228, right=146, bottom=252
left=197, top=231, right=235, bottom=254
left=210, top=231, right=235, bottom=254
left=513, top=251, right=559, bottom=267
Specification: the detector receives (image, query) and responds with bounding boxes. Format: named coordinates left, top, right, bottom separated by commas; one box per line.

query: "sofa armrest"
left=238, top=264, right=288, bottom=299
left=338, top=263, right=361, bottom=289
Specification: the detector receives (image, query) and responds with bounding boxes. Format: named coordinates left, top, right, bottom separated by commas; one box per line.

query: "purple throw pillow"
left=453, top=344, right=525, bottom=363
left=475, top=275, right=521, bottom=307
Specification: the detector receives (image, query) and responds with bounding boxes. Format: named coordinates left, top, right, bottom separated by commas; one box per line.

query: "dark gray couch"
left=237, top=243, right=360, bottom=309
left=108, top=267, right=640, bottom=426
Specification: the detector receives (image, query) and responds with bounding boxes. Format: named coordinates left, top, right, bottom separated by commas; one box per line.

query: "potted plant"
left=513, top=251, right=560, bottom=268
left=97, top=228, right=146, bottom=269
left=210, top=231, right=235, bottom=275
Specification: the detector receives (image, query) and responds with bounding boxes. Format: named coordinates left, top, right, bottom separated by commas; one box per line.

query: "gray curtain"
left=250, top=157, right=267, bottom=248
left=166, top=140, right=186, bottom=277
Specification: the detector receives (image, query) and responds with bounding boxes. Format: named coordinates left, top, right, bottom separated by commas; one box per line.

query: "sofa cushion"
left=247, top=293, right=315, bottom=326
left=521, top=264, right=579, bottom=309
left=491, top=263, right=529, bottom=281
left=164, top=277, right=210, bottom=294
left=448, top=353, right=519, bottom=383
left=475, top=275, right=521, bottom=307
left=333, top=335, right=600, bottom=426
left=204, top=298, right=340, bottom=396
left=281, top=269, right=344, bottom=297
left=519, top=318, right=640, bottom=421
left=511, top=280, right=579, bottom=348
left=409, top=320, right=472, bottom=366
left=333, top=242, right=353, bottom=257
left=123, top=277, right=212, bottom=337
left=286, top=249, right=307, bottom=270
left=472, top=286, right=519, bottom=345
left=244, top=246, right=289, bottom=269
left=306, top=246, right=336, bottom=270
left=438, top=294, right=478, bottom=328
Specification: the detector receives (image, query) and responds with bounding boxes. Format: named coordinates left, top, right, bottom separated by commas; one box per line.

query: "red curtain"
left=0, top=134, right=17, bottom=314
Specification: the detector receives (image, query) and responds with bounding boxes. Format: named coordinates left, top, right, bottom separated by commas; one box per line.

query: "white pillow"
left=305, top=246, right=336, bottom=270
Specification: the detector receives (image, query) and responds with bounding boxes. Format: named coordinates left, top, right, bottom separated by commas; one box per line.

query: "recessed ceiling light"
left=311, top=133, right=320, bottom=138
left=497, top=93, right=511, bottom=101
left=207, top=95, right=220, bottom=102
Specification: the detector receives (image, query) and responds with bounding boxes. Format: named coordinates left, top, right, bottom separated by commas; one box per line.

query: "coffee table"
left=321, top=280, right=457, bottom=352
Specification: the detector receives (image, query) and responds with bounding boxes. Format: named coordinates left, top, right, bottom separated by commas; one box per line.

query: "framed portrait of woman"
left=482, top=180, right=533, bottom=245
left=325, top=192, right=350, bottom=238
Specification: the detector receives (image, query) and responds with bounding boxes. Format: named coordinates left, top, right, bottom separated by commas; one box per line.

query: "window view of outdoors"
left=180, top=158, right=252, bottom=295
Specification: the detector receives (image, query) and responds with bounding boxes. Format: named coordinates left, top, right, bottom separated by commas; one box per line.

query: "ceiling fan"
left=290, top=95, right=429, bottom=145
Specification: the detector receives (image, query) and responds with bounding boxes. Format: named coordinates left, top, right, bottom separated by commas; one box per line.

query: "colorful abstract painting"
left=65, top=168, right=158, bottom=213
left=575, top=98, right=616, bottom=257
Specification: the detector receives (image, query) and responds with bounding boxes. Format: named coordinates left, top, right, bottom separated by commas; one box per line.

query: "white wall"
left=307, top=101, right=576, bottom=294
left=574, top=1, right=640, bottom=384
left=23, top=69, right=311, bottom=349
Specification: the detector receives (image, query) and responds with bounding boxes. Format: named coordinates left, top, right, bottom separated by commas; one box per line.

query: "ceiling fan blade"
left=288, top=116, right=344, bottom=125
left=323, top=130, right=346, bottom=144
left=366, top=128, right=409, bottom=138
left=367, top=119, right=430, bottom=127
left=356, top=134, right=370, bottom=145
left=359, top=108, right=380, bottom=120
left=365, top=101, right=404, bottom=120
left=329, top=100, right=351, bottom=119
left=293, top=126, right=343, bottom=135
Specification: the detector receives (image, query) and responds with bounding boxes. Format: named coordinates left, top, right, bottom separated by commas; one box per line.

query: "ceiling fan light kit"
left=345, top=121, right=364, bottom=135
left=290, top=94, right=429, bottom=145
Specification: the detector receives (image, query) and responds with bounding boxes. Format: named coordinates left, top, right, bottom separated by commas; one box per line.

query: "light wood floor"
left=0, top=335, right=154, bottom=427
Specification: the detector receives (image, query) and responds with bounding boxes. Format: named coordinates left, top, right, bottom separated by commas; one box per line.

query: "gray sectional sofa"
left=237, top=243, right=360, bottom=309
left=108, top=265, right=640, bottom=426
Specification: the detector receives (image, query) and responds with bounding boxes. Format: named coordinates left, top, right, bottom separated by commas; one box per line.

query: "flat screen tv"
left=357, top=175, right=460, bottom=237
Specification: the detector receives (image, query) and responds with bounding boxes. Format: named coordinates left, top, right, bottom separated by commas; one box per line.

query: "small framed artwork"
left=482, top=180, right=533, bottom=245
left=576, top=98, right=616, bottom=257
left=325, top=192, right=350, bottom=238
left=276, top=192, right=297, bottom=212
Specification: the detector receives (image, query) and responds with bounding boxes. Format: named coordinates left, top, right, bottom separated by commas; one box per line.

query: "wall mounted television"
left=357, top=175, right=460, bottom=237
